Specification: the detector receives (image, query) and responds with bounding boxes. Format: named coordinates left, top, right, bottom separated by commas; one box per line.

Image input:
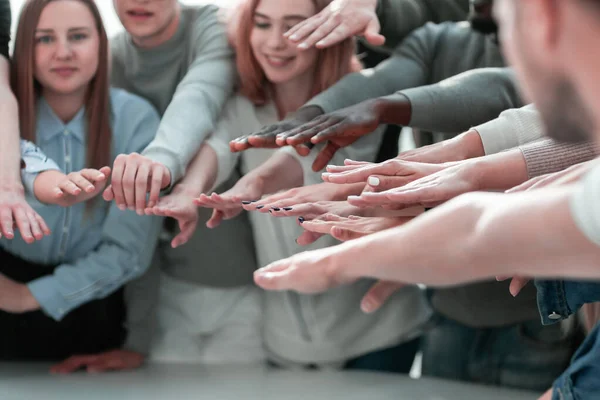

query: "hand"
left=347, top=162, right=481, bottom=209
left=276, top=100, right=383, bottom=171
left=361, top=280, right=406, bottom=313
left=103, top=153, right=171, bottom=214
left=300, top=214, right=412, bottom=241
left=254, top=245, right=357, bottom=293
left=322, top=159, right=449, bottom=191
left=396, top=129, right=485, bottom=164
left=507, top=160, right=595, bottom=193
left=229, top=106, right=323, bottom=152
left=267, top=201, right=367, bottom=220
left=0, top=273, right=39, bottom=313
left=538, top=389, right=552, bottom=400
left=0, top=183, right=50, bottom=243
left=284, top=0, right=383, bottom=49
left=496, top=276, right=530, bottom=297
left=243, top=182, right=361, bottom=213
left=194, top=177, right=263, bottom=228
left=44, top=167, right=111, bottom=207
left=144, top=184, right=199, bottom=248
left=50, top=349, right=144, bottom=374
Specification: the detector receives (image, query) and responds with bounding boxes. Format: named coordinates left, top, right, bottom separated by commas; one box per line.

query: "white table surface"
left=0, top=362, right=540, bottom=400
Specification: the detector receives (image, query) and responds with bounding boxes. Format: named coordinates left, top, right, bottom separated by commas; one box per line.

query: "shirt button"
left=63, top=129, right=69, bottom=136
left=64, top=156, right=71, bottom=163
left=548, top=312, right=563, bottom=320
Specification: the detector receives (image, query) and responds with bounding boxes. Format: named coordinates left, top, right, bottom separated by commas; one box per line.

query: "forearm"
left=175, top=143, right=219, bottom=197
left=245, top=151, right=304, bottom=197
left=0, top=61, right=22, bottom=186
left=466, top=147, right=529, bottom=191
left=400, top=68, right=523, bottom=134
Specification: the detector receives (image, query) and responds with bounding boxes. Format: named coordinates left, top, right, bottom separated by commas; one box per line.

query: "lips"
left=126, top=9, right=154, bottom=19
left=51, top=67, right=77, bottom=77
left=264, top=55, right=295, bottom=68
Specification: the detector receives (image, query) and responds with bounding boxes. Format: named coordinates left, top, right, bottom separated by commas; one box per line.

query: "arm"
left=304, top=23, right=438, bottom=113
left=520, top=138, right=598, bottom=178
left=141, top=7, right=235, bottom=186
left=26, top=100, right=164, bottom=321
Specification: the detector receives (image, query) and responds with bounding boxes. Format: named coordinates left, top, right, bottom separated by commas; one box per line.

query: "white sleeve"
left=474, top=104, right=545, bottom=155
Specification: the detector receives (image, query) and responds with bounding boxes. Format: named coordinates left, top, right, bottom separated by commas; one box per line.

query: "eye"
left=254, top=21, right=270, bottom=30
left=70, top=33, right=88, bottom=41
left=35, top=35, right=54, bottom=44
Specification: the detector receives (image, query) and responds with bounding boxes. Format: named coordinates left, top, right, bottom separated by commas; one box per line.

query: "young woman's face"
left=34, top=0, right=100, bottom=97
left=250, top=0, right=319, bottom=85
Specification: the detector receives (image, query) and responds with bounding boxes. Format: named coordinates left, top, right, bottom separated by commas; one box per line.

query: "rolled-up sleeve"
left=19, top=139, right=61, bottom=195
left=27, top=92, right=164, bottom=321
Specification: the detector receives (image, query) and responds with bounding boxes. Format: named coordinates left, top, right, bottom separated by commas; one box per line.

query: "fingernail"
left=118, top=205, right=126, bottom=211
left=271, top=207, right=281, bottom=211
left=242, top=201, right=252, bottom=205
left=368, top=176, right=380, bottom=186
left=283, top=207, right=293, bottom=211
left=316, top=40, right=325, bottom=47
left=256, top=205, right=264, bottom=210
left=268, top=209, right=273, bottom=214
left=298, top=43, right=308, bottom=49
left=137, top=210, right=144, bottom=216
left=289, top=34, right=298, bottom=40
left=322, top=173, right=330, bottom=178
left=298, top=217, right=305, bottom=223
left=361, top=299, right=374, bottom=313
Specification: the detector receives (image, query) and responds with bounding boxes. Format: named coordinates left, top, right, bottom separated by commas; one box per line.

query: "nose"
left=266, top=26, right=286, bottom=50
left=54, top=38, right=74, bottom=60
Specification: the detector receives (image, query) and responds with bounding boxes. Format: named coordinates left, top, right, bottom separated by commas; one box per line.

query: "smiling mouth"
left=265, top=55, right=295, bottom=67
left=126, top=10, right=153, bottom=18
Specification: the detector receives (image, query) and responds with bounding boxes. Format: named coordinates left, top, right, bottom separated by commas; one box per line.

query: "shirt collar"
left=36, top=96, right=86, bottom=144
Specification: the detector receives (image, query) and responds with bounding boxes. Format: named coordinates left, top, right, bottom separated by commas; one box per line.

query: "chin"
left=263, top=71, right=297, bottom=85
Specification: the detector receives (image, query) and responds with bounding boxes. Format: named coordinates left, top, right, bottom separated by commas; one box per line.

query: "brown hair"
left=228, top=0, right=362, bottom=106
left=11, top=0, right=112, bottom=171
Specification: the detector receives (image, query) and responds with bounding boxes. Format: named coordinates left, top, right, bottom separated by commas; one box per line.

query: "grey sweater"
left=307, top=22, right=518, bottom=135
left=111, top=5, right=256, bottom=288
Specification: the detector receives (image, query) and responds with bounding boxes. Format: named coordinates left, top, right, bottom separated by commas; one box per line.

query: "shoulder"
left=184, top=4, right=221, bottom=28
left=185, top=5, right=230, bottom=46
left=110, top=88, right=158, bottom=118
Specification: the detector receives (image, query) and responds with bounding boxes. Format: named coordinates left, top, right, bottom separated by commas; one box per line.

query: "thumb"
left=363, top=18, right=385, bottom=46
left=361, top=280, right=405, bottom=313
left=102, top=185, right=115, bottom=201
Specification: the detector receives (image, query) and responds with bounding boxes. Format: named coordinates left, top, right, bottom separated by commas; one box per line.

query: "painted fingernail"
left=271, top=207, right=281, bottom=211
left=367, top=176, right=380, bottom=186
left=256, top=205, right=265, bottom=210
left=242, top=201, right=252, bottom=205
left=298, top=217, right=305, bottom=223
left=283, top=207, right=293, bottom=211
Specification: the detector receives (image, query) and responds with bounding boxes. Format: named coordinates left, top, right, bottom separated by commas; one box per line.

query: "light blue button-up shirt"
left=1, top=88, right=163, bottom=321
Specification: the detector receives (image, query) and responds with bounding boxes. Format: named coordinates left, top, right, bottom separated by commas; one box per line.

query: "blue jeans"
left=344, top=337, right=421, bottom=373
left=421, top=313, right=581, bottom=392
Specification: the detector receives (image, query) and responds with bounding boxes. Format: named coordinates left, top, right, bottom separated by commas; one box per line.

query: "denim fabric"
left=535, top=280, right=600, bottom=325
left=553, top=323, right=600, bottom=400
left=421, top=313, right=580, bottom=392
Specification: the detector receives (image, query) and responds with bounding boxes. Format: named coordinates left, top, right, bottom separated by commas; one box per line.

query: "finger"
left=69, top=173, right=95, bottom=193
left=134, top=163, right=151, bottom=214
left=325, top=163, right=368, bottom=173
left=313, top=22, right=350, bottom=49
left=366, top=175, right=413, bottom=192
left=344, top=159, right=370, bottom=166
left=27, top=212, right=43, bottom=241
left=278, top=118, right=328, bottom=144
left=97, top=166, right=111, bottom=181
left=121, top=160, right=140, bottom=210
left=0, top=208, right=14, bottom=239
left=361, top=281, right=405, bottom=314
left=509, top=277, right=530, bottom=297
left=229, top=136, right=252, bottom=152
left=312, top=142, right=340, bottom=172
left=295, top=230, right=323, bottom=246
left=50, top=355, right=98, bottom=374
left=322, top=165, right=382, bottom=184
left=35, top=213, right=51, bottom=236
left=300, top=219, right=335, bottom=235
left=253, top=261, right=295, bottom=290
left=80, top=169, right=106, bottom=185
left=296, top=14, right=338, bottom=49
left=246, top=131, right=280, bottom=148
left=346, top=195, right=377, bottom=208
left=102, top=185, right=115, bottom=202
left=496, top=276, right=511, bottom=281
left=362, top=18, right=385, bottom=47
left=206, top=209, right=224, bottom=229
left=13, top=207, right=33, bottom=243
left=330, top=225, right=366, bottom=242
left=110, top=156, right=127, bottom=210
left=311, top=122, right=354, bottom=144
left=147, top=165, right=165, bottom=209
left=59, top=179, right=82, bottom=196
left=286, top=13, right=327, bottom=42
left=172, top=219, right=197, bottom=248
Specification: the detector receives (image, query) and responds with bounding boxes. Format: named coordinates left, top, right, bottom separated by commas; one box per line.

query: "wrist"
left=18, top=284, right=40, bottom=313
left=459, top=129, right=485, bottom=160
left=172, top=182, right=205, bottom=198
left=0, top=180, right=25, bottom=195
left=373, top=94, right=411, bottom=126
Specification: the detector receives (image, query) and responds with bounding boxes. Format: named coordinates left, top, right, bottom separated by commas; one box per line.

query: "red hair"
left=229, top=0, right=362, bottom=106
left=11, top=0, right=112, bottom=172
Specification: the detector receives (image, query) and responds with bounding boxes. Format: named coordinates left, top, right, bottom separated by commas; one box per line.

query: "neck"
left=42, top=88, right=86, bottom=123
left=133, top=4, right=181, bottom=48
left=272, top=70, right=316, bottom=119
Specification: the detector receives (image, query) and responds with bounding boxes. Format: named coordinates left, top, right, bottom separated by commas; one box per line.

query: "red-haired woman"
left=0, top=0, right=162, bottom=360
left=146, top=0, right=430, bottom=372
